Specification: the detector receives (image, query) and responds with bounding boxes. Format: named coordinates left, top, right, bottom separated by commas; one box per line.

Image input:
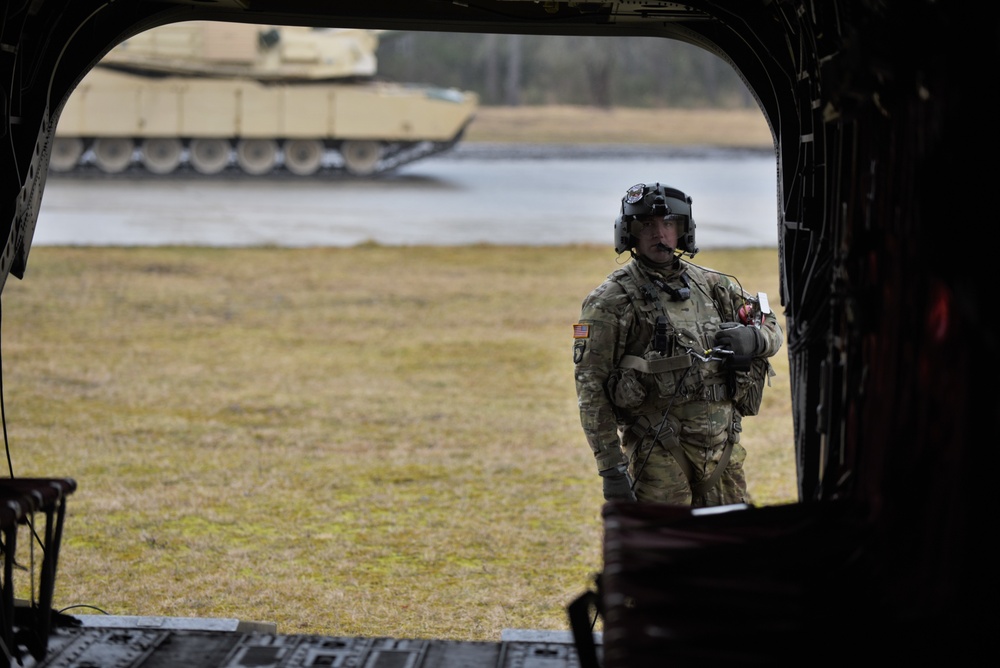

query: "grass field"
left=3, top=104, right=786, bottom=639
left=464, top=105, right=774, bottom=147
left=3, top=243, right=794, bottom=639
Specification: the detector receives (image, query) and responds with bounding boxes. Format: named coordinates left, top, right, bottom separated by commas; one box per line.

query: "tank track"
left=47, top=138, right=462, bottom=178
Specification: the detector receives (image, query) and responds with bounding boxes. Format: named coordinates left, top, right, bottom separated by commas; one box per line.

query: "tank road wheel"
left=140, top=138, right=183, bottom=175
left=340, top=140, right=382, bottom=176
left=92, top=137, right=134, bottom=173
left=283, top=139, right=324, bottom=176
left=236, top=138, right=278, bottom=175
left=189, top=138, right=231, bottom=175
left=50, top=137, right=85, bottom=172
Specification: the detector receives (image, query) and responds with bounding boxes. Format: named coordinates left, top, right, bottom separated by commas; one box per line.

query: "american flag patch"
left=573, top=323, right=590, bottom=339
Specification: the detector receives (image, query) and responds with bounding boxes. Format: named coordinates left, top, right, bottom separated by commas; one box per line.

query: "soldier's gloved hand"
left=599, top=465, right=636, bottom=502
left=714, top=322, right=766, bottom=357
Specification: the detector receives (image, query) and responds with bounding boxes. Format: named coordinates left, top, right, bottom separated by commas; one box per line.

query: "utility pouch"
left=618, top=351, right=692, bottom=405
left=730, top=357, right=772, bottom=416
left=650, top=354, right=681, bottom=399
left=608, top=368, right=646, bottom=409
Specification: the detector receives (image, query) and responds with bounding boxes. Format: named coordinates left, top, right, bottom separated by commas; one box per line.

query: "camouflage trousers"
left=624, top=434, right=751, bottom=507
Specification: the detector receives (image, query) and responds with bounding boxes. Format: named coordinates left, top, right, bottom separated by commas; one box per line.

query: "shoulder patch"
left=573, top=323, right=590, bottom=339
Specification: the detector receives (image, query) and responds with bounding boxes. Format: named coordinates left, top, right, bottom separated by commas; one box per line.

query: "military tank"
left=50, top=22, right=479, bottom=176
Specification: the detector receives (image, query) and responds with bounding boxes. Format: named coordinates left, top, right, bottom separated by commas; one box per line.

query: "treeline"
left=376, top=32, right=756, bottom=109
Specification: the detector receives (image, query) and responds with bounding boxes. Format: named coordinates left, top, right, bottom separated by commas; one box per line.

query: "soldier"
left=573, top=182, right=783, bottom=506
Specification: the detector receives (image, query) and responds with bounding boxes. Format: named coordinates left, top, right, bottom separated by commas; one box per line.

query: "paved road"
left=33, top=144, right=779, bottom=249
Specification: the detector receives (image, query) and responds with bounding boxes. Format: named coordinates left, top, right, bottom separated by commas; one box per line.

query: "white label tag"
left=757, top=292, right=771, bottom=314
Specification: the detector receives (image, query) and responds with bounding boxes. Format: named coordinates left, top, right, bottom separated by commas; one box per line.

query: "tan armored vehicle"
left=51, top=22, right=479, bottom=176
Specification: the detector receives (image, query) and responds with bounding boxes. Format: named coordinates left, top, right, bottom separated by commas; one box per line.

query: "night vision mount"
left=614, top=182, right=698, bottom=256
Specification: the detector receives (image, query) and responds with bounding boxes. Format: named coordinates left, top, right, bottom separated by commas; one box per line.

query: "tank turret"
left=51, top=22, right=478, bottom=176
left=99, top=22, right=379, bottom=81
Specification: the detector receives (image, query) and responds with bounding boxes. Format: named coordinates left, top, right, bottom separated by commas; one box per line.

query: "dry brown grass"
left=464, top=105, right=774, bottom=147
left=2, top=244, right=793, bottom=639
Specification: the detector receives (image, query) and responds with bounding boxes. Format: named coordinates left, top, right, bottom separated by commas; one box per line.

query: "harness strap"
left=630, top=414, right=734, bottom=498
left=630, top=414, right=694, bottom=485
left=691, top=439, right=734, bottom=497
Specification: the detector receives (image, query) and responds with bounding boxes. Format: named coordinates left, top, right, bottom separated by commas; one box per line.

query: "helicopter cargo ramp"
left=21, top=620, right=600, bottom=667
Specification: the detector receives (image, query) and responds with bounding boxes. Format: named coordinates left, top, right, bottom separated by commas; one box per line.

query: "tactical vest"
left=606, top=260, right=767, bottom=420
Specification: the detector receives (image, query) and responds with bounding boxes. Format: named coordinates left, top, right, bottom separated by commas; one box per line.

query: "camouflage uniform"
left=573, top=256, right=783, bottom=506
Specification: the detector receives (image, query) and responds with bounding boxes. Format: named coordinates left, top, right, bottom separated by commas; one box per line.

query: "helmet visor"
left=630, top=213, right=688, bottom=237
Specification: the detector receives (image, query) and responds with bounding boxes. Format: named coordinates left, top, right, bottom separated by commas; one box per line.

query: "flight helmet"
left=614, top=182, right=698, bottom=257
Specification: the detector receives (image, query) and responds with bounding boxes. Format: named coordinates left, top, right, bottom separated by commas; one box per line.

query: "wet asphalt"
left=34, top=143, right=779, bottom=249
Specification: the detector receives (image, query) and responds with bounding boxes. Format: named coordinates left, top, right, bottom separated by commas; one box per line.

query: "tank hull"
left=52, top=24, right=478, bottom=176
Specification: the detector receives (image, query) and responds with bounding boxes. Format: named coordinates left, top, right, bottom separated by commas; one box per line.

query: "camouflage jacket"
left=573, top=257, right=784, bottom=473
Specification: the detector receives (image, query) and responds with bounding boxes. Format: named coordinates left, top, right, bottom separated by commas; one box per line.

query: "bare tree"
left=580, top=37, right=616, bottom=108
left=481, top=34, right=501, bottom=104
left=375, top=31, right=754, bottom=109
left=504, top=34, right=522, bottom=106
